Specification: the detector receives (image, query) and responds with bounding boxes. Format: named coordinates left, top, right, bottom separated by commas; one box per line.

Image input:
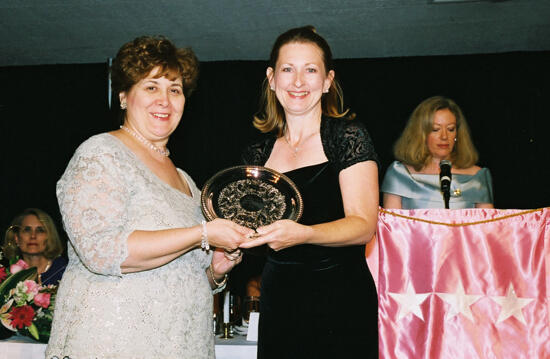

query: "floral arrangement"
left=0, top=253, right=57, bottom=343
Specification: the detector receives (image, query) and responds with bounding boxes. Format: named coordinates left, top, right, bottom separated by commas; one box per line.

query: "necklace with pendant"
left=284, top=135, right=299, bottom=157
left=120, top=125, right=170, bottom=157
left=283, top=131, right=319, bottom=157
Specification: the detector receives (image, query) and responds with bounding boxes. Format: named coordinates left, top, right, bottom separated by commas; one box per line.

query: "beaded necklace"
left=120, top=125, right=170, bottom=157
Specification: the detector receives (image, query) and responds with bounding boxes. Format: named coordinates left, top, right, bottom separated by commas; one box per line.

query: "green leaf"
left=27, top=323, right=39, bottom=340
left=0, top=267, right=38, bottom=301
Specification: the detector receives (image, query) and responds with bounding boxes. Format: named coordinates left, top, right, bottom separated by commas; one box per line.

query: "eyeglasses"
left=17, top=226, right=47, bottom=235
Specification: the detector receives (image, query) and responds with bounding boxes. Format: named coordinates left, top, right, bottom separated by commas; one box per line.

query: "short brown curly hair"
left=111, top=36, right=199, bottom=103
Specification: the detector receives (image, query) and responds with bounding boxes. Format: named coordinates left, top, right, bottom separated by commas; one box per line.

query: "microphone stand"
left=439, top=160, right=452, bottom=209
left=443, top=190, right=450, bottom=209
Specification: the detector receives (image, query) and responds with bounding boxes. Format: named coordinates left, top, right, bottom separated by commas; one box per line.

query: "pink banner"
left=374, top=208, right=550, bottom=359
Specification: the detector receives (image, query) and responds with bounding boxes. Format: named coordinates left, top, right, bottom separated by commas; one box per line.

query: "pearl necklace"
left=120, top=126, right=170, bottom=157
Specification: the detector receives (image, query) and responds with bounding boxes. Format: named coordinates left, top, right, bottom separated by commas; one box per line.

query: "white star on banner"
left=389, top=282, right=431, bottom=321
left=491, top=283, right=534, bottom=325
left=435, top=280, right=483, bottom=322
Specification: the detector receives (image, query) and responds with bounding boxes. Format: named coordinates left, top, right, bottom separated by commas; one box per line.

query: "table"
left=216, top=334, right=257, bottom=359
left=0, top=334, right=257, bottom=359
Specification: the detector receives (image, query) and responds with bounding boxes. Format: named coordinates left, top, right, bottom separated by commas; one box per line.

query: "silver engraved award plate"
left=201, top=165, right=303, bottom=229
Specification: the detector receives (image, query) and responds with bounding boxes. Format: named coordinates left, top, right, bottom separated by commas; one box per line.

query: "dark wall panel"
left=1, top=52, right=549, bottom=242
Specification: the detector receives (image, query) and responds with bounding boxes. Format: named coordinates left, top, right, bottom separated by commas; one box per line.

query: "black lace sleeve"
left=321, top=116, right=379, bottom=173
left=241, top=135, right=277, bottom=166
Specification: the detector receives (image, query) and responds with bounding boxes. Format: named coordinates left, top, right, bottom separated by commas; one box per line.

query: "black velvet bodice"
left=242, top=115, right=379, bottom=172
left=271, top=162, right=364, bottom=264
left=242, top=116, right=379, bottom=264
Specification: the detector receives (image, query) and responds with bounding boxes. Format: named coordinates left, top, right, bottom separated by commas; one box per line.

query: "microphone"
left=439, top=160, right=452, bottom=209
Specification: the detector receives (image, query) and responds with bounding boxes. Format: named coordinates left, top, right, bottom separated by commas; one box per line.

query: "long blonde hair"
left=3, top=208, right=63, bottom=261
left=253, top=26, right=353, bottom=136
left=393, top=96, right=479, bottom=171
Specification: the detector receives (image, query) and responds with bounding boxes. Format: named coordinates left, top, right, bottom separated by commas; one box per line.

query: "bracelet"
left=200, top=220, right=210, bottom=252
left=209, top=263, right=228, bottom=287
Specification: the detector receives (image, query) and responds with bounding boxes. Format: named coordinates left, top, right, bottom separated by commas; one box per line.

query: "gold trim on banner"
left=378, top=207, right=548, bottom=227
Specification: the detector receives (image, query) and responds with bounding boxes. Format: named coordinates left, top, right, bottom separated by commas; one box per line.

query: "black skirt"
left=257, top=250, right=378, bottom=359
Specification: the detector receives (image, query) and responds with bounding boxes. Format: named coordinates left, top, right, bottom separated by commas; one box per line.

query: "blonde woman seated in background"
left=381, top=96, right=494, bottom=209
left=3, top=208, right=67, bottom=286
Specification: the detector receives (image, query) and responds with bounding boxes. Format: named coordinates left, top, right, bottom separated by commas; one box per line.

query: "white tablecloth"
left=0, top=334, right=257, bottom=359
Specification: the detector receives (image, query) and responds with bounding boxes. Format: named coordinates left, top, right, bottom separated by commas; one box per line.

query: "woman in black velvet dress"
left=240, top=26, right=379, bottom=359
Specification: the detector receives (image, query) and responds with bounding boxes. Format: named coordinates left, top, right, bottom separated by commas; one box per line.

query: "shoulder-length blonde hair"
left=253, top=26, right=354, bottom=136
left=3, top=208, right=64, bottom=261
left=393, top=96, right=479, bottom=171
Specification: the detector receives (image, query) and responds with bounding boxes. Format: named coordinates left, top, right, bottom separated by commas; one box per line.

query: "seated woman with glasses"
left=3, top=208, right=67, bottom=286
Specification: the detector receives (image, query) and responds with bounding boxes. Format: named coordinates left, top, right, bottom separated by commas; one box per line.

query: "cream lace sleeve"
left=56, top=135, right=131, bottom=277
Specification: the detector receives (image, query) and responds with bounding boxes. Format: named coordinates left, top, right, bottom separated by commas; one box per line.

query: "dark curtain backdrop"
left=1, top=51, right=549, bottom=243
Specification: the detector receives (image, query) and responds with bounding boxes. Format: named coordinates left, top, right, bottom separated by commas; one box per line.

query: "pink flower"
left=10, top=259, right=29, bottom=274
left=33, top=293, right=51, bottom=308
left=23, top=280, right=40, bottom=296
left=0, top=267, right=7, bottom=282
